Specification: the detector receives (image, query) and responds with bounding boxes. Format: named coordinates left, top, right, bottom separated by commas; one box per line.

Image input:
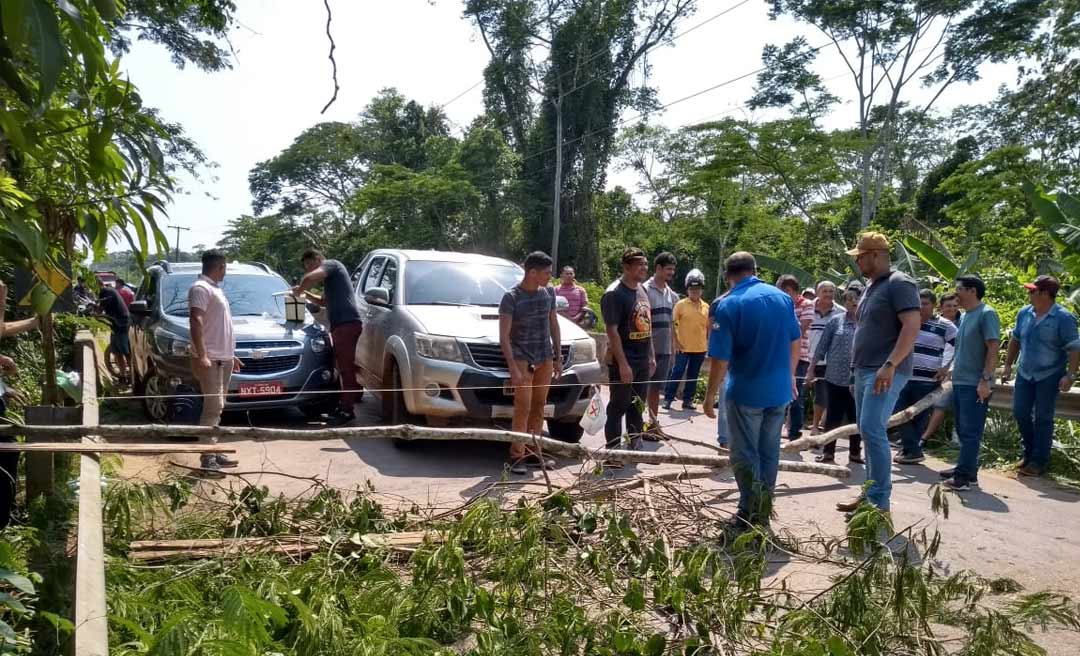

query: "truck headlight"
left=310, top=336, right=328, bottom=353
left=415, top=334, right=464, bottom=363
left=570, top=338, right=596, bottom=365
left=153, top=328, right=191, bottom=357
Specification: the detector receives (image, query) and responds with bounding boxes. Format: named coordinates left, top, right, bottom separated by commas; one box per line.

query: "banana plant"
left=751, top=253, right=848, bottom=289
left=1022, top=181, right=1080, bottom=305
left=900, top=235, right=978, bottom=283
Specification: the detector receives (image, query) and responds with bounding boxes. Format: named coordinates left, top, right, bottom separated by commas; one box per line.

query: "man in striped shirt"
left=777, top=275, right=814, bottom=440
left=894, top=289, right=957, bottom=464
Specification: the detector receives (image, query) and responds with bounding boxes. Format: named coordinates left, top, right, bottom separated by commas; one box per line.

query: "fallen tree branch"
left=0, top=442, right=234, bottom=454
left=0, top=423, right=852, bottom=479
left=784, top=383, right=950, bottom=452
left=127, top=530, right=443, bottom=562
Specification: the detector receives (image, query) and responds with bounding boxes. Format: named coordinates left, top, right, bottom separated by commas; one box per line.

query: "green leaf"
left=901, top=235, right=958, bottom=280
left=622, top=580, right=645, bottom=611
left=0, top=569, right=36, bottom=595
left=958, top=248, right=979, bottom=276
left=29, top=282, right=57, bottom=316
left=827, top=635, right=853, bottom=656
left=2, top=214, right=45, bottom=261
left=93, top=0, right=117, bottom=22
left=0, top=592, right=28, bottom=615
left=26, top=0, right=67, bottom=101
left=2, top=3, right=28, bottom=51
left=1022, top=180, right=1066, bottom=228
left=1059, top=193, right=1080, bottom=223
left=0, top=111, right=28, bottom=151
left=39, top=611, right=74, bottom=634
left=752, top=252, right=816, bottom=288
left=645, top=633, right=666, bottom=656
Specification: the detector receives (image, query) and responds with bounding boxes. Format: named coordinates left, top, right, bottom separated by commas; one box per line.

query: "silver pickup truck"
left=351, top=249, right=603, bottom=441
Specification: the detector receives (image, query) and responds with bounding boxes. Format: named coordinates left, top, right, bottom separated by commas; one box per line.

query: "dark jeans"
left=0, top=398, right=15, bottom=529
left=331, top=320, right=364, bottom=410
left=788, top=360, right=809, bottom=439
left=953, top=384, right=991, bottom=483
left=1013, top=374, right=1060, bottom=471
left=664, top=352, right=706, bottom=404
left=896, top=380, right=939, bottom=458
left=822, top=381, right=860, bottom=458
left=606, top=362, right=650, bottom=447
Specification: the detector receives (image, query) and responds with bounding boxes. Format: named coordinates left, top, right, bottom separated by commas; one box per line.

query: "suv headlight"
left=153, top=328, right=191, bottom=357
left=415, top=333, right=464, bottom=362
left=570, top=338, right=597, bottom=365
left=310, top=336, right=328, bottom=353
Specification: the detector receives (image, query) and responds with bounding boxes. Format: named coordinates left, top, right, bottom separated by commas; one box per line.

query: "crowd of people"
left=497, top=233, right=1080, bottom=534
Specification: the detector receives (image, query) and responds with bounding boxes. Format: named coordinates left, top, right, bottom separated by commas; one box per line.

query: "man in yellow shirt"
left=664, top=270, right=710, bottom=411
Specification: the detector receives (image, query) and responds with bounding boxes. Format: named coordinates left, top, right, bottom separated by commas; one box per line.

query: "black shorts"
left=813, top=364, right=828, bottom=406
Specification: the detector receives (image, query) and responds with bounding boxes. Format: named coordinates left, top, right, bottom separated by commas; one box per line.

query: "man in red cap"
left=1002, top=275, right=1080, bottom=476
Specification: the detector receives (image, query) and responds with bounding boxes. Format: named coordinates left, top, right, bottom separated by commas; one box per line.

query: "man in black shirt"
left=98, top=285, right=131, bottom=383
left=601, top=247, right=656, bottom=456
left=294, top=249, right=365, bottom=425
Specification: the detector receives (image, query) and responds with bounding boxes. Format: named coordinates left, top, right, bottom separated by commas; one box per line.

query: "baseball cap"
left=1023, top=275, right=1060, bottom=296
left=846, top=232, right=890, bottom=256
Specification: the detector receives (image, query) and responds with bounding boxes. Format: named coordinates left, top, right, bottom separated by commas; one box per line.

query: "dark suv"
left=128, top=261, right=338, bottom=421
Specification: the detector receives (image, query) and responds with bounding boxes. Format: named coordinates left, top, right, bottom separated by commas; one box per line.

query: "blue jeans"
left=953, top=384, right=991, bottom=482
left=854, top=367, right=910, bottom=511
left=1013, top=374, right=1059, bottom=471
left=665, top=352, right=706, bottom=405
left=788, top=360, right=809, bottom=439
left=726, top=400, right=787, bottom=524
left=896, top=380, right=939, bottom=458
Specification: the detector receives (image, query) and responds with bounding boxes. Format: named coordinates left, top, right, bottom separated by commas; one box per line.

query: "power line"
left=440, top=0, right=753, bottom=111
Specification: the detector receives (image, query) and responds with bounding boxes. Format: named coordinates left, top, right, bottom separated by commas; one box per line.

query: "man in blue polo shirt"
left=1002, top=275, right=1080, bottom=477
left=704, top=252, right=801, bottom=531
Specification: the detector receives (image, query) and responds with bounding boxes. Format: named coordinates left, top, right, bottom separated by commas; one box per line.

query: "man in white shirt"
left=189, top=250, right=242, bottom=474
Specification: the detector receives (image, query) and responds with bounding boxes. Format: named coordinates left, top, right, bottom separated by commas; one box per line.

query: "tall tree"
left=761, top=0, right=1046, bottom=228
left=464, top=0, right=697, bottom=278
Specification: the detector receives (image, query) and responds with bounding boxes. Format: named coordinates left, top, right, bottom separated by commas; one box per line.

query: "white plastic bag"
left=580, top=386, right=607, bottom=435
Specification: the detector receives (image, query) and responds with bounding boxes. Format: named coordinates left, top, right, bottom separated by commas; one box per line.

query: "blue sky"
left=118, top=0, right=1018, bottom=255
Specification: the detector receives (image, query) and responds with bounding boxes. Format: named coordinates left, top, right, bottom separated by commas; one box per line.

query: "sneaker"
left=1017, top=464, right=1044, bottom=477
left=814, top=454, right=834, bottom=463
left=893, top=453, right=926, bottom=465
left=199, top=456, right=225, bottom=478
left=662, top=400, right=673, bottom=411
left=849, top=453, right=865, bottom=464
left=526, top=454, right=557, bottom=470
left=938, top=468, right=956, bottom=479
left=215, top=454, right=239, bottom=468
left=326, top=410, right=356, bottom=427
left=942, top=477, right=970, bottom=491
left=682, top=401, right=697, bottom=412
left=508, top=460, right=528, bottom=475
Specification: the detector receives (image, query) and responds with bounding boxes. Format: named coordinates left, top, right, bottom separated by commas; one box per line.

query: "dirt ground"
left=115, top=393, right=1080, bottom=652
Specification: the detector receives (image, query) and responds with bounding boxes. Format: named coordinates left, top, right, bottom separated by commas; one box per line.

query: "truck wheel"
left=547, top=418, right=585, bottom=443
left=382, top=361, right=422, bottom=448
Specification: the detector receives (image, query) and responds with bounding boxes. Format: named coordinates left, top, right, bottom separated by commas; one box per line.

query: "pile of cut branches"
left=99, top=472, right=1080, bottom=655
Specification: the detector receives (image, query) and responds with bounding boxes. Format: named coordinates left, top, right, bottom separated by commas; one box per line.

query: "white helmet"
left=685, top=268, right=705, bottom=289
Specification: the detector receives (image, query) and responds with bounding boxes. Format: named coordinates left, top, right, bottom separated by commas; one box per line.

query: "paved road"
left=116, top=392, right=1080, bottom=604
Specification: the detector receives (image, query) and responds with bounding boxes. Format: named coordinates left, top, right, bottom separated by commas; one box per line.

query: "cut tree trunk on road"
left=784, top=383, right=951, bottom=452
left=0, top=423, right=851, bottom=479
left=0, top=443, right=236, bottom=454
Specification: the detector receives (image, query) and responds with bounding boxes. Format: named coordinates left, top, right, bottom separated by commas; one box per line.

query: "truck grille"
left=465, top=343, right=571, bottom=370
left=238, top=354, right=300, bottom=374
left=236, top=340, right=302, bottom=349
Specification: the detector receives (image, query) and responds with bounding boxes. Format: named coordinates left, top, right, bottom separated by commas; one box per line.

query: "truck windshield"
left=160, top=274, right=290, bottom=317
left=404, top=261, right=522, bottom=306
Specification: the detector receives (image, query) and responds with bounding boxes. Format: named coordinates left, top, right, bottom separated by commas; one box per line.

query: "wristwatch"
left=981, top=373, right=994, bottom=382
left=883, top=360, right=895, bottom=369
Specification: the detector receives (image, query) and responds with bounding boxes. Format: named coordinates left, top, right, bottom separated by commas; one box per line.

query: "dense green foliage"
left=91, top=478, right=1080, bottom=655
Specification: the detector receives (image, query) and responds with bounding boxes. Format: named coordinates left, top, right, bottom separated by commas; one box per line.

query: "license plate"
left=503, top=381, right=515, bottom=396
left=238, top=381, right=284, bottom=397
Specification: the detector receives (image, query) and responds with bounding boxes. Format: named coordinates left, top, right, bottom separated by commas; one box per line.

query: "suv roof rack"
left=150, top=260, right=171, bottom=273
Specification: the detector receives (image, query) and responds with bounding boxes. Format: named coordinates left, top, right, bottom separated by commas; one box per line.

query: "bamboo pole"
left=0, top=423, right=851, bottom=479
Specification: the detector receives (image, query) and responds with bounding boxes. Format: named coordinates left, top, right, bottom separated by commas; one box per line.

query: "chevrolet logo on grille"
left=249, top=350, right=268, bottom=360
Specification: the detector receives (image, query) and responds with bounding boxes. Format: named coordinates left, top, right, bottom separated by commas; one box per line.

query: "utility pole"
left=169, top=224, right=190, bottom=262
left=551, top=92, right=564, bottom=268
